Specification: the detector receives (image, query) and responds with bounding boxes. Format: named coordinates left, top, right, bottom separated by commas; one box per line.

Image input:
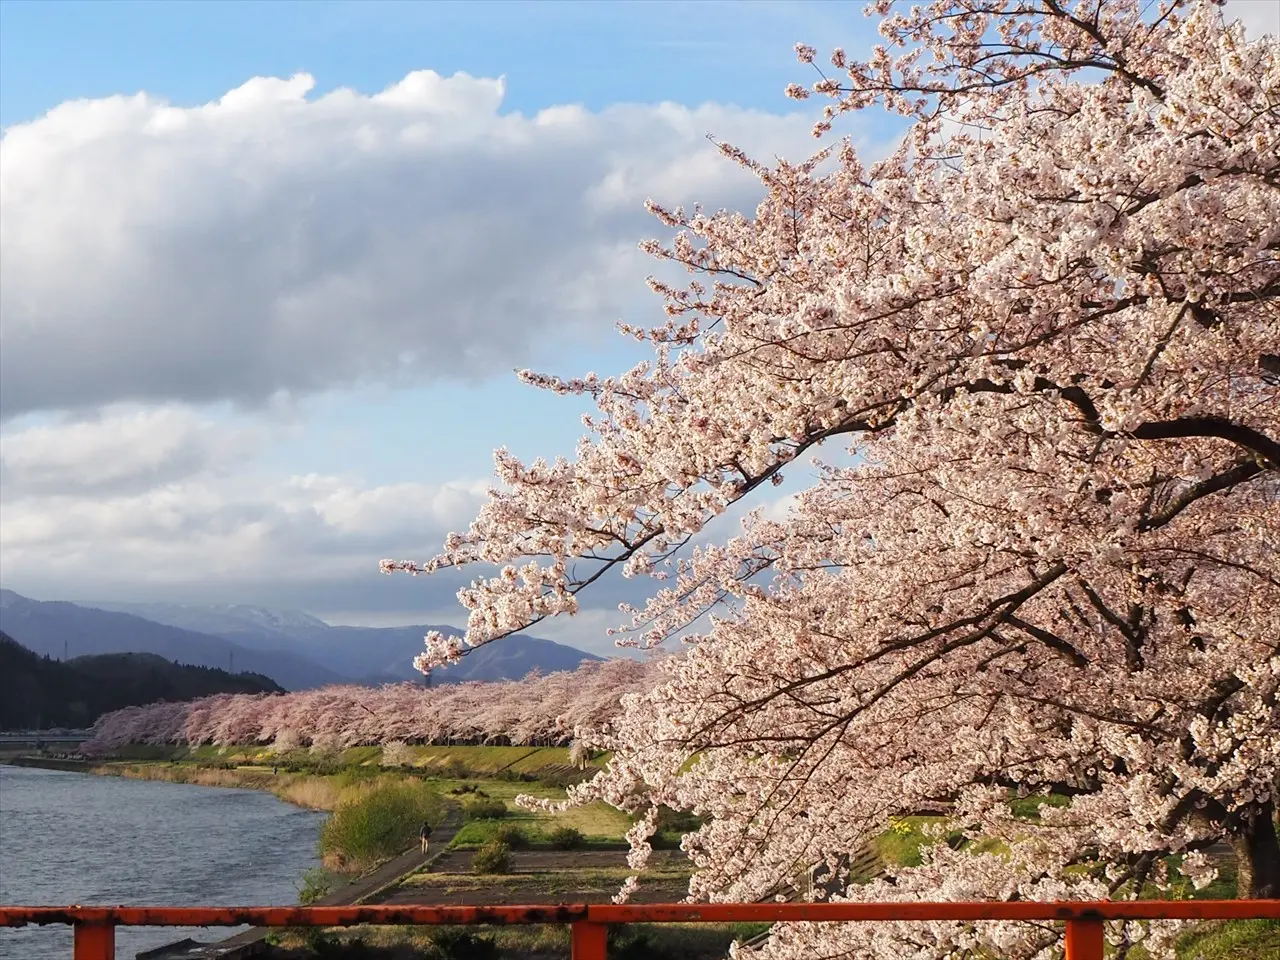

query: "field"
left=382, top=850, right=691, bottom=905
left=64, top=743, right=1278, bottom=959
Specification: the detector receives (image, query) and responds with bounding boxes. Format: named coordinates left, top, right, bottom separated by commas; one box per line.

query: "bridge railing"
left=3, top=900, right=1278, bottom=960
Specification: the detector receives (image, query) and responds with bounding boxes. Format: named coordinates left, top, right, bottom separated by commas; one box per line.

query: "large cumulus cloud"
left=0, top=70, right=820, bottom=419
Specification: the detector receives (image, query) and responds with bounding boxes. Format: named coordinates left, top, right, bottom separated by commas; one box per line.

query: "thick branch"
left=1138, top=461, right=1265, bottom=532
left=1131, top=417, right=1280, bottom=466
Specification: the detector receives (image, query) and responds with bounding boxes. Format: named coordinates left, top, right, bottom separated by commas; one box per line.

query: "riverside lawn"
left=61, top=740, right=1280, bottom=959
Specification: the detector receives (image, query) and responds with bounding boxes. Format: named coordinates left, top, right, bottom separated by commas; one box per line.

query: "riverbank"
left=3, top=754, right=93, bottom=773
left=95, top=760, right=351, bottom=810
left=7, top=741, right=599, bottom=813
left=4, top=754, right=349, bottom=810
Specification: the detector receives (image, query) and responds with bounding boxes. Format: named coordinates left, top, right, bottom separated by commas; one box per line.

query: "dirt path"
left=373, top=849, right=692, bottom=908
left=412, top=848, right=682, bottom=874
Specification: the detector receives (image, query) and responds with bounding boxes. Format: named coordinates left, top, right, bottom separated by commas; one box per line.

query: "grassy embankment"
left=88, top=742, right=622, bottom=873
left=78, top=744, right=1277, bottom=958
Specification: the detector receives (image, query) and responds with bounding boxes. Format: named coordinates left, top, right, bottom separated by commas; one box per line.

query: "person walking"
left=419, top=820, right=432, bottom=856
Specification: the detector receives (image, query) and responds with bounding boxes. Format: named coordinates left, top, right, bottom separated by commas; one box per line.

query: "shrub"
left=430, top=928, right=500, bottom=960
left=319, top=780, right=444, bottom=871
left=462, top=796, right=508, bottom=821
left=335, top=766, right=380, bottom=788
left=305, top=754, right=344, bottom=777
left=437, top=758, right=470, bottom=779
left=298, top=867, right=335, bottom=905
left=654, top=805, right=702, bottom=833
left=549, top=826, right=585, bottom=850
left=471, top=840, right=512, bottom=874
left=493, top=823, right=528, bottom=849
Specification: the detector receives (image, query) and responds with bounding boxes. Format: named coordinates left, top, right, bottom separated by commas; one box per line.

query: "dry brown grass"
left=276, top=776, right=346, bottom=810
left=94, top=762, right=348, bottom=810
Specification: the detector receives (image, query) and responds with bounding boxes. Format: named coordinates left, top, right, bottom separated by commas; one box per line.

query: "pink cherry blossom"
left=383, top=2, right=1279, bottom=956
left=81, top=657, right=659, bottom=755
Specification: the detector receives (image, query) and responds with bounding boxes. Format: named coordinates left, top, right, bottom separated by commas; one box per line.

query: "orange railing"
left=3, top=900, right=1278, bottom=960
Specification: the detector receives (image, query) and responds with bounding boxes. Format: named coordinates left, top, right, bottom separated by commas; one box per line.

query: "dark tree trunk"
left=1231, top=801, right=1280, bottom=899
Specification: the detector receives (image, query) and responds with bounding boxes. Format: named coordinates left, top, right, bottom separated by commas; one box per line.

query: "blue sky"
left=1, top=0, right=1274, bottom=650
left=1, top=1, right=863, bottom=127
left=0, top=0, right=883, bottom=649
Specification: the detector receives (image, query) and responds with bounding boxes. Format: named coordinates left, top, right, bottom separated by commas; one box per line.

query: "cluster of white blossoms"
left=386, top=2, right=1277, bottom=955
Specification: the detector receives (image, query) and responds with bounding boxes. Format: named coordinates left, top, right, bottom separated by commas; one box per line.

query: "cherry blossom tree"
left=381, top=740, right=414, bottom=767
left=384, top=1, right=1278, bottom=955
left=271, top=727, right=302, bottom=755
left=80, top=658, right=660, bottom=755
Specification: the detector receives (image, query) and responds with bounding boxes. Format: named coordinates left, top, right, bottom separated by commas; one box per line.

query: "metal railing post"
left=1063, top=916, right=1104, bottom=960
left=571, top=920, right=608, bottom=959
left=73, top=921, right=115, bottom=960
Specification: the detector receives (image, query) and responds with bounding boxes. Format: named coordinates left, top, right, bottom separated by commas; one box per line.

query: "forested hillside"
left=0, top=631, right=283, bottom=730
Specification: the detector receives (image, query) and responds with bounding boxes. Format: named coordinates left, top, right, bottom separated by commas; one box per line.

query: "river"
left=0, top=765, right=326, bottom=960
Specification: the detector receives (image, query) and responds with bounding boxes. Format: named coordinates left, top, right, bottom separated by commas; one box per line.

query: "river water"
left=0, top=765, right=326, bottom=960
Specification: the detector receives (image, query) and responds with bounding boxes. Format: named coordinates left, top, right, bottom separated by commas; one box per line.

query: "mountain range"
left=0, top=589, right=601, bottom=691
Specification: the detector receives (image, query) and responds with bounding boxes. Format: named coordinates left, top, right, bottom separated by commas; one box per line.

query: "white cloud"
left=0, top=405, right=264, bottom=497
left=0, top=70, right=828, bottom=419
left=0, top=61, right=882, bottom=625
left=291, top=474, right=491, bottom=539
left=0, top=409, right=490, bottom=587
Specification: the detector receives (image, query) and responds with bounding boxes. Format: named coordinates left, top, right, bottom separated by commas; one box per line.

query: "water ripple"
left=0, top=765, right=325, bottom=960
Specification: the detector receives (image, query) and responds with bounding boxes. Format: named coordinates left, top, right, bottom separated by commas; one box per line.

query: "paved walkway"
left=139, top=811, right=461, bottom=960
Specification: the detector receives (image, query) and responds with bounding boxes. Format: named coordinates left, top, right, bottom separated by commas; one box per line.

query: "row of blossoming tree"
left=80, top=657, right=657, bottom=756
left=381, top=1, right=1278, bottom=956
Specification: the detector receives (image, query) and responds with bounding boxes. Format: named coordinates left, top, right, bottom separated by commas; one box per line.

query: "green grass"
left=403, top=865, right=692, bottom=893
left=1008, top=792, right=1072, bottom=820
left=506, top=746, right=597, bottom=774
left=436, top=777, right=561, bottom=800
left=434, top=777, right=634, bottom=846
left=398, top=745, right=547, bottom=773
left=340, top=746, right=382, bottom=765
left=328, top=920, right=762, bottom=960
left=319, top=779, right=446, bottom=871
left=1174, top=919, right=1280, bottom=959
left=449, top=819, right=625, bottom=850
left=873, top=816, right=954, bottom=868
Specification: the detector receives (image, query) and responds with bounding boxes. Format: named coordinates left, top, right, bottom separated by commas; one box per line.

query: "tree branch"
left=1131, top=417, right=1280, bottom=466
